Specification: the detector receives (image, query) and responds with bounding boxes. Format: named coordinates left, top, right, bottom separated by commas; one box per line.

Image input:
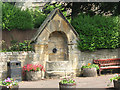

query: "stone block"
left=0, top=52, right=6, bottom=56
left=6, top=52, right=12, bottom=55
left=22, top=52, right=28, bottom=55
left=12, top=52, right=19, bottom=55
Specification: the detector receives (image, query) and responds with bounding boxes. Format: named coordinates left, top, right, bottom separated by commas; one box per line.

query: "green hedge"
left=71, top=14, right=120, bottom=51
left=2, top=3, right=34, bottom=30
left=2, top=3, right=46, bottom=30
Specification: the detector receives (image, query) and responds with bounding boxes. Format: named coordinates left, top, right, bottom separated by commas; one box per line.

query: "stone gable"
left=31, top=9, right=80, bottom=78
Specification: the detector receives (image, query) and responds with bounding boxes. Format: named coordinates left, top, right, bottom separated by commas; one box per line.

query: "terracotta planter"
left=0, top=85, right=19, bottom=90
left=59, top=82, right=76, bottom=90
left=82, top=68, right=97, bottom=77
left=26, top=71, right=41, bottom=81
left=113, top=80, right=120, bottom=89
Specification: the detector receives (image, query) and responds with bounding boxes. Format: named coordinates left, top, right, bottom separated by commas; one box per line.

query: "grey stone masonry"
left=0, top=51, right=37, bottom=80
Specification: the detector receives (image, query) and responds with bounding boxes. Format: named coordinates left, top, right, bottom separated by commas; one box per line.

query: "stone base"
left=82, top=68, right=97, bottom=77
left=26, top=71, right=41, bottom=81
left=45, top=71, right=75, bottom=79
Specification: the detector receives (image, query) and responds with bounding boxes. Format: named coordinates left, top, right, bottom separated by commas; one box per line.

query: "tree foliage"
left=30, top=7, right=46, bottom=28
left=2, top=3, right=33, bottom=31
left=69, top=2, right=120, bottom=18
left=43, top=2, right=71, bottom=22
left=71, top=14, right=120, bottom=51
left=2, top=3, right=46, bottom=30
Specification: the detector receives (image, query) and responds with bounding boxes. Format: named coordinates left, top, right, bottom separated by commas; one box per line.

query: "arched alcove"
left=48, top=31, right=68, bottom=61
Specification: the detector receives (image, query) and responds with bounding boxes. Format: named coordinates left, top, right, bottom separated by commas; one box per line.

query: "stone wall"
left=0, top=51, right=40, bottom=80
left=77, top=48, right=119, bottom=71
left=0, top=48, right=119, bottom=79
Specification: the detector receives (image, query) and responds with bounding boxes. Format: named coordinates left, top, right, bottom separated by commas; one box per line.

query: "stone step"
left=45, top=71, right=75, bottom=79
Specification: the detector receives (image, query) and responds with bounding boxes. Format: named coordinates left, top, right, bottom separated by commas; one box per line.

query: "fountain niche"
left=48, top=31, right=68, bottom=61
left=31, top=9, right=80, bottom=78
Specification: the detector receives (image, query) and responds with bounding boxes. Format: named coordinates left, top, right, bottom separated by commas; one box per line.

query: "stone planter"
left=0, top=85, right=19, bottom=90
left=26, top=71, right=41, bottom=81
left=82, top=68, right=97, bottom=77
left=59, top=82, right=76, bottom=90
left=113, top=80, right=120, bottom=89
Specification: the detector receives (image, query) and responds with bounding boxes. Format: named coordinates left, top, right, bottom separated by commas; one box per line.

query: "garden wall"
left=2, top=29, right=37, bottom=48
left=0, top=51, right=41, bottom=80
left=77, top=48, right=120, bottom=75
left=0, top=48, right=119, bottom=79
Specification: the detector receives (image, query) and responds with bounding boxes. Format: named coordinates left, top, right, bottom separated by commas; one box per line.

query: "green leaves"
left=110, top=74, right=120, bottom=82
left=72, top=14, right=120, bottom=51
left=30, top=8, right=46, bottom=28
left=43, top=3, right=71, bottom=23
left=2, top=3, right=33, bottom=30
left=2, top=3, right=47, bottom=30
left=8, top=40, right=33, bottom=51
left=60, top=77, right=76, bottom=84
left=81, top=64, right=99, bottom=70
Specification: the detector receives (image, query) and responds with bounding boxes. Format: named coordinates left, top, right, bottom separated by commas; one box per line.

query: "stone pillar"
left=34, top=44, right=48, bottom=79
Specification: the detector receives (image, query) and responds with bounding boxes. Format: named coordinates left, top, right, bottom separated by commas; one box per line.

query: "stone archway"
left=48, top=31, right=68, bottom=61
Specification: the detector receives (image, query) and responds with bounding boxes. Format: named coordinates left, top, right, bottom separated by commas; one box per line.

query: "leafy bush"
left=0, top=77, right=18, bottom=88
left=43, top=3, right=64, bottom=14
left=81, top=63, right=99, bottom=70
left=2, top=3, right=33, bottom=30
left=59, top=77, right=76, bottom=84
left=110, top=74, right=120, bottom=82
left=9, top=40, right=33, bottom=51
left=71, top=14, right=120, bottom=51
left=1, top=40, right=34, bottom=52
left=30, top=8, right=46, bottom=28
left=43, top=3, right=71, bottom=22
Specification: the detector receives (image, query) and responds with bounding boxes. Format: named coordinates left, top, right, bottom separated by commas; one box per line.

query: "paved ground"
left=18, top=74, right=116, bottom=89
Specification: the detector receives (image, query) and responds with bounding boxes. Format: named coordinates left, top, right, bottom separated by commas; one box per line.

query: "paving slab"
left=18, top=74, right=115, bottom=88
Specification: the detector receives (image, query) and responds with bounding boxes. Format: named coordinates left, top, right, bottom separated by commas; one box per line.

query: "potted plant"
left=59, top=77, right=76, bottom=90
left=0, top=77, right=19, bottom=90
left=109, top=74, right=120, bottom=89
left=22, top=64, right=45, bottom=81
left=81, top=63, right=99, bottom=77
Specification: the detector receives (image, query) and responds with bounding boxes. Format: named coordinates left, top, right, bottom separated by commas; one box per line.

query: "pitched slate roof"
left=31, top=8, right=79, bottom=43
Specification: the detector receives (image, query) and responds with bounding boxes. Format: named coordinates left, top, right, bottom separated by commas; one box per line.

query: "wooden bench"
left=93, top=58, right=120, bottom=75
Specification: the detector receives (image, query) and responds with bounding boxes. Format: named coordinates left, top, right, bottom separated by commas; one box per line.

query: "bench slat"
left=100, top=63, right=120, bottom=66
left=101, top=66, right=120, bottom=70
left=93, top=58, right=120, bottom=75
left=94, top=58, right=120, bottom=61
